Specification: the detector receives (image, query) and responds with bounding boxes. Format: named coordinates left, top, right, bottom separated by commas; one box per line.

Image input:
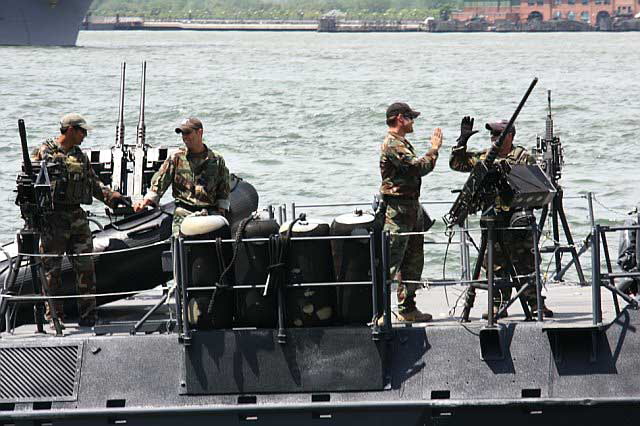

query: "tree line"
left=90, top=0, right=457, bottom=20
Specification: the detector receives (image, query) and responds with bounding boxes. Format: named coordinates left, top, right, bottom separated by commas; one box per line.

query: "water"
left=0, top=31, right=638, bottom=279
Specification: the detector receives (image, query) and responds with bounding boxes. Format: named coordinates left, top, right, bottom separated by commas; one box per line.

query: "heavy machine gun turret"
left=90, top=61, right=169, bottom=215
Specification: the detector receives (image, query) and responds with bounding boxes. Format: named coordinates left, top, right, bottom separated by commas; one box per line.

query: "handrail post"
left=369, top=231, right=380, bottom=339
left=172, top=237, right=183, bottom=336
left=531, top=215, right=544, bottom=321
left=591, top=224, right=602, bottom=325
left=178, top=236, right=192, bottom=345
left=381, top=230, right=392, bottom=335
left=485, top=217, right=496, bottom=328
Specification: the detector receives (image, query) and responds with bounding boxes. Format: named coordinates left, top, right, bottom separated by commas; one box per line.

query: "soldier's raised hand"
left=456, top=116, right=478, bottom=147
left=430, top=127, right=443, bottom=150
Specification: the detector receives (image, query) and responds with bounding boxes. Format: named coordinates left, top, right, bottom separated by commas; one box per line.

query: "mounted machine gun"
left=443, top=78, right=554, bottom=229
left=89, top=61, right=169, bottom=216
left=443, top=78, right=558, bottom=323
left=2, top=120, right=64, bottom=335
left=531, top=90, right=586, bottom=285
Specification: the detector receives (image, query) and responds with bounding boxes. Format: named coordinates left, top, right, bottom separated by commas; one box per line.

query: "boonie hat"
left=175, top=117, right=203, bottom=134
left=386, top=102, right=421, bottom=120
left=486, top=119, right=515, bottom=136
left=60, top=113, right=93, bottom=131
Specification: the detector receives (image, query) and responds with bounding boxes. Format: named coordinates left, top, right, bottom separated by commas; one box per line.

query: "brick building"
left=453, top=0, right=639, bottom=24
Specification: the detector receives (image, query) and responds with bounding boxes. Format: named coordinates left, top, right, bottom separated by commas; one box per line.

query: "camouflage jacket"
left=31, top=138, right=115, bottom=206
left=146, top=145, right=230, bottom=210
left=449, top=144, right=535, bottom=211
left=379, top=131, right=439, bottom=200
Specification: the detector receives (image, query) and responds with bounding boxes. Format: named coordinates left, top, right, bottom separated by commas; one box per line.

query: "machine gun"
left=531, top=90, right=586, bottom=284
left=15, top=120, right=53, bottom=231
left=90, top=62, right=169, bottom=215
left=8, top=120, right=64, bottom=335
left=443, top=77, right=542, bottom=228
left=533, top=90, right=563, bottom=187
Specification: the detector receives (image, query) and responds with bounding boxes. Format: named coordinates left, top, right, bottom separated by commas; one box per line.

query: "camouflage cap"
left=175, top=117, right=203, bottom=134
left=386, top=102, right=421, bottom=120
left=60, top=113, right=93, bottom=131
left=485, top=119, right=516, bottom=136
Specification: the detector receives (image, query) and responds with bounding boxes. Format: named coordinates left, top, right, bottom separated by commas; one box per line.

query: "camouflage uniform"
left=32, top=138, right=117, bottom=321
left=449, top=144, right=537, bottom=308
left=146, top=145, right=230, bottom=235
left=379, top=131, right=438, bottom=314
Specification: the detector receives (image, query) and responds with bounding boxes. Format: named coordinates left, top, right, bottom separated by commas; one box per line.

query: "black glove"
left=456, top=116, right=479, bottom=147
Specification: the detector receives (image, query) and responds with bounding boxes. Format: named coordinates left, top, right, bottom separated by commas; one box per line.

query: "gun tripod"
left=460, top=212, right=545, bottom=323
left=537, top=187, right=586, bottom=285
left=1, top=228, right=63, bottom=336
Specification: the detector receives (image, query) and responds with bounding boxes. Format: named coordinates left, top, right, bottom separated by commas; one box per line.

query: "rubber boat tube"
left=0, top=176, right=258, bottom=321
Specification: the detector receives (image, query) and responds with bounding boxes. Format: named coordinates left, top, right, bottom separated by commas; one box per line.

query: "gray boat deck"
left=1, top=281, right=625, bottom=340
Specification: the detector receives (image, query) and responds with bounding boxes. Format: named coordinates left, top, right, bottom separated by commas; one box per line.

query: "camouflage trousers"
left=40, top=208, right=96, bottom=321
left=384, top=199, right=424, bottom=314
left=481, top=213, right=537, bottom=309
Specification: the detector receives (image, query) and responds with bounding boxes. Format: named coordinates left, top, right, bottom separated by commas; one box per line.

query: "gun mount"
left=532, top=90, right=586, bottom=284
left=89, top=62, right=169, bottom=214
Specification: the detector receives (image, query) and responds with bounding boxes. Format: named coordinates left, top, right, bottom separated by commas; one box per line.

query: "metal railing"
left=3, top=193, right=638, bottom=339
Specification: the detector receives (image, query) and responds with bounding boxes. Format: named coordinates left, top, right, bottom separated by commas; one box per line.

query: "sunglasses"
left=180, top=129, right=194, bottom=135
left=74, top=126, right=87, bottom=136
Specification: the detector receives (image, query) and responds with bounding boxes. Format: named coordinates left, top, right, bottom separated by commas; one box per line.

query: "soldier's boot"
left=528, top=300, right=554, bottom=318
left=397, top=308, right=432, bottom=323
left=48, top=318, right=66, bottom=330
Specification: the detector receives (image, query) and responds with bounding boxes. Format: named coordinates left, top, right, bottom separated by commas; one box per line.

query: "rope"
left=207, top=215, right=254, bottom=314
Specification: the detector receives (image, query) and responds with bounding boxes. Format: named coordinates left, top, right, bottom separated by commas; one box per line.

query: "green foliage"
left=89, top=0, right=457, bottom=19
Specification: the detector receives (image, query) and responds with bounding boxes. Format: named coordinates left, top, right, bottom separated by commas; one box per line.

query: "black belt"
left=53, top=204, right=81, bottom=212
left=175, top=202, right=214, bottom=213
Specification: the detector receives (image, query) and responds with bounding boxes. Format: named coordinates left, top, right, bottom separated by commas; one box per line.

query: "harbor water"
left=0, top=31, right=638, bottom=281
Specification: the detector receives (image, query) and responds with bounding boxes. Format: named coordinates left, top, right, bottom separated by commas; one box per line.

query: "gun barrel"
left=545, top=89, right=553, bottom=140
left=136, top=61, right=146, bottom=148
left=115, top=62, right=126, bottom=148
left=485, top=77, right=538, bottom=166
left=18, top=119, right=33, bottom=176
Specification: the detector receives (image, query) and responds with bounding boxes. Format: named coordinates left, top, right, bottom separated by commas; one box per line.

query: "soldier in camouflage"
left=33, top=113, right=123, bottom=328
left=133, top=118, right=230, bottom=235
left=379, top=102, right=443, bottom=323
left=449, top=117, right=553, bottom=318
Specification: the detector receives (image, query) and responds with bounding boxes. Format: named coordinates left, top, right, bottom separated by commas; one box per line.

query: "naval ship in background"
left=0, top=0, right=92, bottom=46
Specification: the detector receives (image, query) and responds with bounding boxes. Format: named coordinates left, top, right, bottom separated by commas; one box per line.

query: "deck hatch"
left=0, top=345, right=81, bottom=402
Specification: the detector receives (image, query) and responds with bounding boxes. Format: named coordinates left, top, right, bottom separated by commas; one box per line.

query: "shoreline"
left=82, top=16, right=640, bottom=32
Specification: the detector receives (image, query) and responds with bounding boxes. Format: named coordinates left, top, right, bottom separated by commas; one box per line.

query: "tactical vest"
left=39, top=140, right=93, bottom=205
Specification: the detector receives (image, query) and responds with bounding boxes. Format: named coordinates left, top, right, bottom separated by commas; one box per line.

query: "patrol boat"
left=2, top=79, right=640, bottom=426
left=0, top=0, right=91, bottom=46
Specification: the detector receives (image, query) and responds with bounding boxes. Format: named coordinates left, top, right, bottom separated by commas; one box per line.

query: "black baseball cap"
left=386, top=102, right=421, bottom=120
left=175, top=117, right=203, bottom=134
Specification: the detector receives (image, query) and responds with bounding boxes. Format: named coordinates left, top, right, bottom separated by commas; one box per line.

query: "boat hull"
left=0, top=0, right=92, bottom=46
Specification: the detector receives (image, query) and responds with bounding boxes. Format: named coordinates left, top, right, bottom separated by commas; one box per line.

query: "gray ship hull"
left=0, top=0, right=92, bottom=46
